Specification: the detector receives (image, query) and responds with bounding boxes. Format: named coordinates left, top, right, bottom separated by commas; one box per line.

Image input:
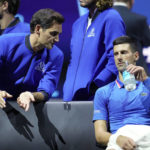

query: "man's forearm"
left=96, top=131, right=112, bottom=146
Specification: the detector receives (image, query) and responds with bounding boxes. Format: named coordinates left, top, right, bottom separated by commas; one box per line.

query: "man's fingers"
left=0, top=103, right=6, bottom=108
left=30, top=95, right=35, bottom=102
left=126, top=139, right=136, bottom=150
left=25, top=103, right=30, bottom=112
left=0, top=98, right=6, bottom=108
left=0, top=91, right=13, bottom=98
left=5, top=93, right=13, bottom=98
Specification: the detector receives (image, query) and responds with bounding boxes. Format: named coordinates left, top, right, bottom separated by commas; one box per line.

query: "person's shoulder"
left=124, top=10, right=147, bottom=21
left=103, top=8, right=121, bottom=16
left=96, top=81, right=115, bottom=96
left=0, top=33, right=27, bottom=41
left=134, top=14, right=147, bottom=23
left=101, top=8, right=123, bottom=20
left=15, top=21, right=30, bottom=33
left=18, top=21, right=30, bottom=28
left=73, top=12, right=89, bottom=25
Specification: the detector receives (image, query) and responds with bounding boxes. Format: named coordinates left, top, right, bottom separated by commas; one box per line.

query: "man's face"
left=79, top=0, right=97, bottom=8
left=38, top=23, right=62, bottom=50
left=113, top=43, right=138, bottom=72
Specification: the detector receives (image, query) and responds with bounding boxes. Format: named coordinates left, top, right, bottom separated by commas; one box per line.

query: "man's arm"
left=94, top=119, right=136, bottom=149
left=94, top=120, right=111, bottom=146
left=17, top=46, right=64, bottom=112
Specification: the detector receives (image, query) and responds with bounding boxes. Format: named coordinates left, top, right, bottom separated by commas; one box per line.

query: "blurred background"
left=18, top=0, right=150, bottom=98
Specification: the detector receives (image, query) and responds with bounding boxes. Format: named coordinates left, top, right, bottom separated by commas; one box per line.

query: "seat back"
left=0, top=100, right=103, bottom=150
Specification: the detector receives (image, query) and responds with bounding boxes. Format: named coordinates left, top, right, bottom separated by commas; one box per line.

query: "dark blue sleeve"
left=37, top=50, right=64, bottom=98
left=0, top=37, right=8, bottom=68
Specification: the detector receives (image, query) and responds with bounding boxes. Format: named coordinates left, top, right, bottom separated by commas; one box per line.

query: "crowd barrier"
left=0, top=100, right=104, bottom=150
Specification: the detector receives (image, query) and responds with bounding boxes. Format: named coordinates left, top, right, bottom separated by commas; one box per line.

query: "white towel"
left=106, top=125, right=150, bottom=150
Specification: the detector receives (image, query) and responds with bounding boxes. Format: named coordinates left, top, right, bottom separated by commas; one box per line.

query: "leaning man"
left=0, top=8, right=64, bottom=111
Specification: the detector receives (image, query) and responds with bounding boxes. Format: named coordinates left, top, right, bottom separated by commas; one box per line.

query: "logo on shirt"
left=87, top=28, right=95, bottom=37
left=94, top=110, right=101, bottom=114
left=35, top=61, right=46, bottom=73
left=140, top=92, right=148, bottom=96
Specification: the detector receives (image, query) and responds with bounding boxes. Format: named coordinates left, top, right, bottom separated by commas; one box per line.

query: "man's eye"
left=121, top=51, right=128, bottom=54
left=50, top=32, right=58, bottom=36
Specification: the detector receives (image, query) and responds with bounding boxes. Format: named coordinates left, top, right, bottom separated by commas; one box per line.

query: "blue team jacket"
left=0, top=33, right=64, bottom=99
left=63, top=8, right=126, bottom=101
left=1, top=17, right=30, bottom=34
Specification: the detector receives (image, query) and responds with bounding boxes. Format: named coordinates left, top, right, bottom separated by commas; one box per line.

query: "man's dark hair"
left=96, top=0, right=113, bottom=12
left=113, top=36, right=138, bottom=52
left=0, top=0, right=20, bottom=15
left=30, top=8, right=64, bottom=33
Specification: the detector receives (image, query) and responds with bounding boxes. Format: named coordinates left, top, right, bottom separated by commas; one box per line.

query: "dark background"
left=18, top=0, right=150, bottom=98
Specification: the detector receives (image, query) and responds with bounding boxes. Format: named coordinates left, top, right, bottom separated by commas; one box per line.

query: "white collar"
left=113, top=2, right=128, bottom=7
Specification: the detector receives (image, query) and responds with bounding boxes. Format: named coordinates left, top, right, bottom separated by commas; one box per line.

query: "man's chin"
left=80, top=2, right=87, bottom=8
left=117, top=67, right=125, bottom=72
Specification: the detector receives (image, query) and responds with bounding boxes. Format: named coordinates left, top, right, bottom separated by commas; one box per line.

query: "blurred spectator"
left=0, top=0, right=29, bottom=35
left=113, top=0, right=150, bottom=75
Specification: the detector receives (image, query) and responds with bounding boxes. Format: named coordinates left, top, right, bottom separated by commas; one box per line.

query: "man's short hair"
left=30, top=8, right=64, bottom=33
left=96, top=0, right=113, bottom=12
left=0, top=0, right=20, bottom=15
left=113, top=36, right=138, bottom=52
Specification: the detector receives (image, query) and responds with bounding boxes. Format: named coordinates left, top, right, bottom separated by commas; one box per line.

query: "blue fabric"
left=1, top=17, right=30, bottom=34
left=0, top=33, right=64, bottom=99
left=63, top=8, right=126, bottom=101
left=93, top=77, right=150, bottom=134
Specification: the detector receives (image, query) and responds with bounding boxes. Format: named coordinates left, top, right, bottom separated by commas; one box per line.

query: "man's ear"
left=2, top=1, right=8, bottom=11
left=34, top=24, right=41, bottom=35
left=134, top=51, right=139, bottom=62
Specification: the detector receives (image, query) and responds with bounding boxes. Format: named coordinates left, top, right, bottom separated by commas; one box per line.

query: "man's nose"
left=117, top=53, right=122, bottom=59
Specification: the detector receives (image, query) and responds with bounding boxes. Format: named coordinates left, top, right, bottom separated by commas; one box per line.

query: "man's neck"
left=88, top=4, right=97, bottom=18
left=30, top=34, right=44, bottom=52
left=119, top=71, right=124, bottom=82
left=0, top=14, right=15, bottom=29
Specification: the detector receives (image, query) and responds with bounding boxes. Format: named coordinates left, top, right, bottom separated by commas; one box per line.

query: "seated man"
left=0, top=8, right=64, bottom=111
left=93, top=36, right=150, bottom=150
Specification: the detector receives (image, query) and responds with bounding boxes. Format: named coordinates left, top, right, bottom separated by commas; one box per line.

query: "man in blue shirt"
left=0, top=8, right=64, bottom=111
left=93, top=36, right=150, bottom=150
left=0, top=0, right=30, bottom=35
left=63, top=0, right=125, bottom=101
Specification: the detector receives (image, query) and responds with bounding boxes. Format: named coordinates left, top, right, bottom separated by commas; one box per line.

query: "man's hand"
left=116, top=135, right=136, bottom=150
left=0, top=91, right=12, bottom=108
left=126, top=64, right=148, bottom=81
left=17, top=91, right=35, bottom=112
